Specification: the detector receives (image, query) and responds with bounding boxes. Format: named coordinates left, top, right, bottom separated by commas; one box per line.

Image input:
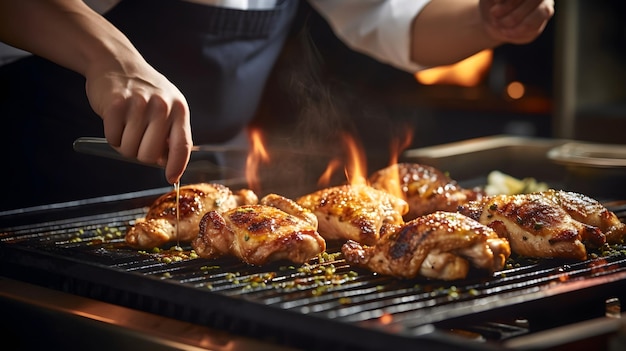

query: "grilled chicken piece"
left=548, top=190, right=626, bottom=244
left=126, top=183, right=258, bottom=248
left=369, top=163, right=483, bottom=221
left=296, top=184, right=408, bottom=246
left=192, top=194, right=326, bottom=265
left=341, top=211, right=510, bottom=280
left=457, top=190, right=620, bottom=260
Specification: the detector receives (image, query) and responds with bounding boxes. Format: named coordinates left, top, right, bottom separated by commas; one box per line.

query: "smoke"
left=287, top=24, right=357, bottom=152
left=254, top=15, right=400, bottom=197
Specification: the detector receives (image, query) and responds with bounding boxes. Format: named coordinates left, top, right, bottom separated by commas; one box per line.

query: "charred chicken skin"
left=296, top=184, right=408, bottom=246
left=548, top=190, right=626, bottom=244
left=192, top=194, right=326, bottom=265
left=126, top=183, right=258, bottom=249
left=341, top=211, right=510, bottom=280
left=369, top=163, right=483, bottom=221
left=457, top=190, right=624, bottom=260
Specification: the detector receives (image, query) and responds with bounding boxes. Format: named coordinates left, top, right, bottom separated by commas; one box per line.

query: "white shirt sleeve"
left=307, top=0, right=432, bottom=73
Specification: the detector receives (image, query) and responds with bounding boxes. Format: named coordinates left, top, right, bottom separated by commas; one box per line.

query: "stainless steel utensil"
left=72, top=137, right=249, bottom=168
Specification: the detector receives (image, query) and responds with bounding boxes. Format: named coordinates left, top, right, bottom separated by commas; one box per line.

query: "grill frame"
left=1, top=186, right=626, bottom=351
left=3, top=136, right=626, bottom=350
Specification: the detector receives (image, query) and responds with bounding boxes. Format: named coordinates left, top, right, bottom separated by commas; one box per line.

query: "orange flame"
left=246, top=128, right=270, bottom=191
left=415, top=49, right=492, bottom=87
left=318, top=158, right=342, bottom=188
left=343, top=133, right=368, bottom=186
left=316, top=133, right=368, bottom=187
left=383, top=127, right=414, bottom=200
left=389, top=127, right=414, bottom=166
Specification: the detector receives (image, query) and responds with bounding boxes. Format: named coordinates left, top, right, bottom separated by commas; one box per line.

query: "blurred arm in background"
left=310, top=0, right=554, bottom=71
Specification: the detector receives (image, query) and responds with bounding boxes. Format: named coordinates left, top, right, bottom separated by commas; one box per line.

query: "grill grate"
left=2, top=200, right=626, bottom=350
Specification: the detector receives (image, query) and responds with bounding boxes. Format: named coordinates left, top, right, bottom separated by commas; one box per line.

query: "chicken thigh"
left=296, top=184, right=408, bottom=245
left=126, top=183, right=258, bottom=248
left=341, top=211, right=510, bottom=280
left=457, top=190, right=621, bottom=260
left=546, top=189, right=626, bottom=244
left=192, top=194, right=326, bottom=265
left=369, top=163, right=483, bottom=221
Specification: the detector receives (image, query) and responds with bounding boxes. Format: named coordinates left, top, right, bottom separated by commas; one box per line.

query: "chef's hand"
left=85, top=61, right=193, bottom=184
left=0, top=0, right=192, bottom=184
left=480, top=0, right=554, bottom=45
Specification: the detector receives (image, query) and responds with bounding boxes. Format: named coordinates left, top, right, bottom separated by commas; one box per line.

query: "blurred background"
left=251, top=0, right=626, bottom=173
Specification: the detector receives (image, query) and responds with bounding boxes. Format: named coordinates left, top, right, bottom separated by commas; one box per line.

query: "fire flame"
left=317, top=133, right=368, bottom=188
left=343, top=133, right=368, bottom=186
left=383, top=127, right=414, bottom=200
left=415, top=49, right=492, bottom=87
left=316, top=129, right=413, bottom=198
left=318, top=158, right=342, bottom=188
left=246, top=128, right=270, bottom=191
left=389, top=127, right=414, bottom=166
left=246, top=126, right=414, bottom=198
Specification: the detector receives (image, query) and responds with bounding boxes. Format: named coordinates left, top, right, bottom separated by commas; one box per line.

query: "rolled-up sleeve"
left=308, top=0, right=431, bottom=72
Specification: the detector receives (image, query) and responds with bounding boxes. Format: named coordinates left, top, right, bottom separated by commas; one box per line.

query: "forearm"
left=0, top=0, right=143, bottom=77
left=0, top=0, right=193, bottom=184
left=410, top=0, right=501, bottom=67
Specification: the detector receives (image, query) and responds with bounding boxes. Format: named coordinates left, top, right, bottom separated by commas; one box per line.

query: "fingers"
left=135, top=96, right=170, bottom=164
left=101, top=93, right=129, bottom=147
left=484, top=0, right=554, bottom=44
left=118, top=94, right=151, bottom=158
left=100, top=85, right=192, bottom=182
left=491, top=0, right=539, bottom=27
left=102, top=92, right=151, bottom=160
left=494, top=0, right=551, bottom=27
left=163, top=101, right=193, bottom=184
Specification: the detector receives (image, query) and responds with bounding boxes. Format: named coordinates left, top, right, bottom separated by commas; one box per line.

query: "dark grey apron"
left=106, top=0, right=299, bottom=143
left=0, top=0, right=299, bottom=209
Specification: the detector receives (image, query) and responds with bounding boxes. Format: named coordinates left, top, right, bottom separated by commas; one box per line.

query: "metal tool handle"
left=72, top=137, right=161, bottom=167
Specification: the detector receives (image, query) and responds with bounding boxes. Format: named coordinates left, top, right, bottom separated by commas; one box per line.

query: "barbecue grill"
left=2, top=136, right=626, bottom=351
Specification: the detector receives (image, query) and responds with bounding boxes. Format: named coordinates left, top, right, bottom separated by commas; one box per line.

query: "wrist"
left=82, top=31, right=148, bottom=85
left=411, top=0, right=502, bottom=67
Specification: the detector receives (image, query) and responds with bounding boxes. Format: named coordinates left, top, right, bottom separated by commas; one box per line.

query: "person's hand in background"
left=480, top=0, right=555, bottom=45
left=410, top=0, right=555, bottom=68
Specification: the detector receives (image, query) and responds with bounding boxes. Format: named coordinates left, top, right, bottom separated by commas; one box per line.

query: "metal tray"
left=402, top=135, right=569, bottom=188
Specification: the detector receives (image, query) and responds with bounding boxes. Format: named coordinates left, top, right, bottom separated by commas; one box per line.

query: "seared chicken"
left=547, top=190, right=626, bottom=244
left=457, top=190, right=623, bottom=260
left=296, top=184, right=408, bottom=246
left=369, top=163, right=483, bottom=221
left=192, top=194, right=326, bottom=265
left=341, top=211, right=510, bottom=280
left=126, top=183, right=258, bottom=248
